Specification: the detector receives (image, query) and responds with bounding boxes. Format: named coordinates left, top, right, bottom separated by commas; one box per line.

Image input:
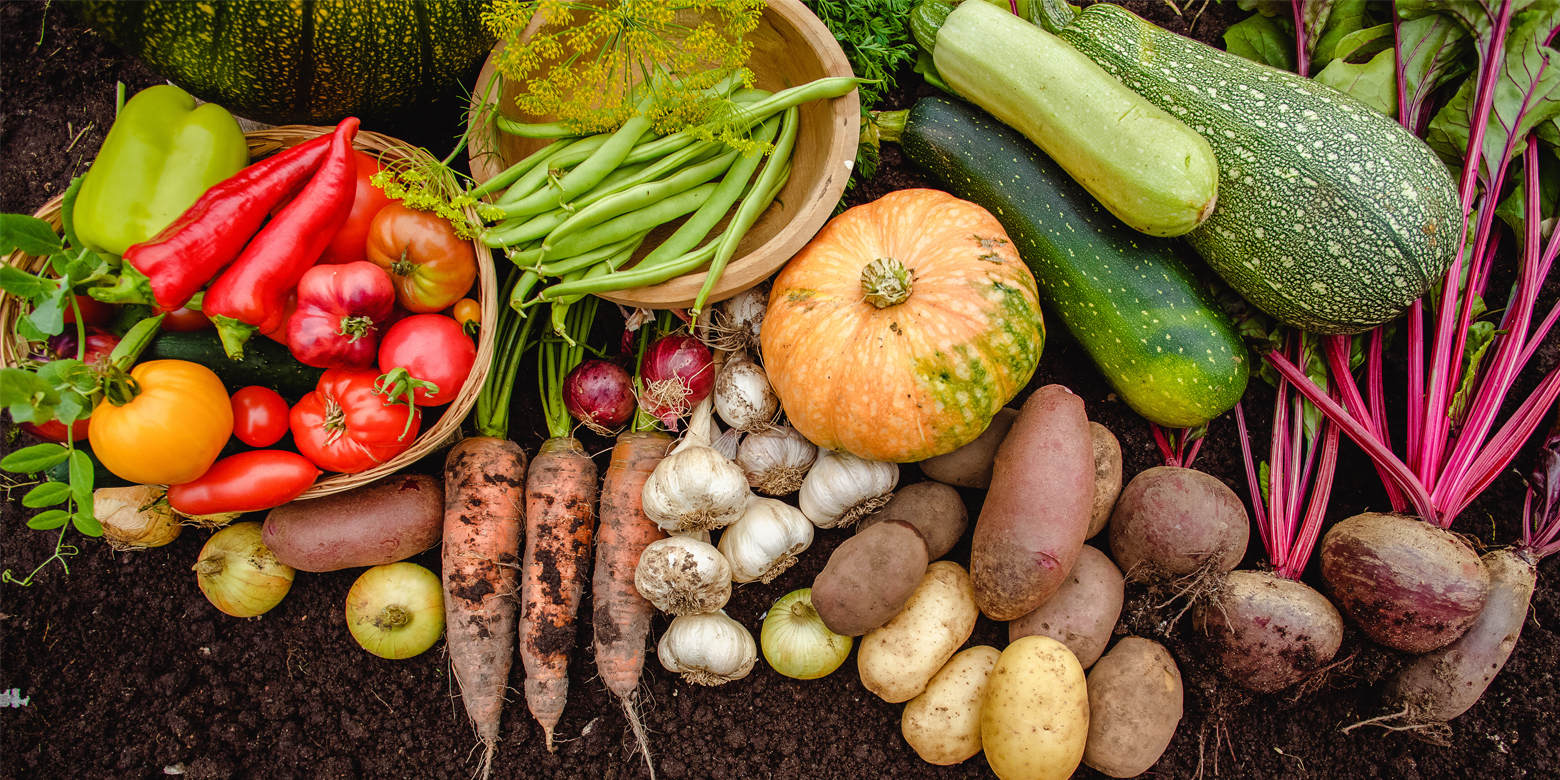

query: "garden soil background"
left=2, top=2, right=1558, bottom=779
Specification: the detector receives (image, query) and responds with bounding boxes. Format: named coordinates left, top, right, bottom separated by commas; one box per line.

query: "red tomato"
left=166, top=450, right=321, bottom=515
left=365, top=203, right=477, bottom=313
left=290, top=369, right=421, bottom=473
left=377, top=314, right=477, bottom=407
left=318, top=150, right=396, bottom=265
left=64, top=295, right=115, bottom=326
left=286, top=261, right=396, bottom=369
left=261, top=291, right=300, bottom=345
left=161, top=306, right=213, bottom=332
left=20, top=419, right=89, bottom=444
left=230, top=386, right=291, bottom=447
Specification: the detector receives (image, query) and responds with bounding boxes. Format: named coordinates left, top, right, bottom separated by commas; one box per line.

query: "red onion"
left=563, top=359, right=636, bottom=435
left=31, top=327, right=119, bottom=364
left=640, top=334, right=714, bottom=429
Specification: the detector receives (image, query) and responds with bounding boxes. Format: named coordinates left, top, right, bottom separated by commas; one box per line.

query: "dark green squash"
left=75, top=0, right=496, bottom=125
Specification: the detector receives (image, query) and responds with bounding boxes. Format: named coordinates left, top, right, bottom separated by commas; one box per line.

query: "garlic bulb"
left=798, top=449, right=899, bottom=528
left=719, top=498, right=814, bottom=583
left=713, top=352, right=780, bottom=433
left=712, top=425, right=743, bottom=461
left=670, top=528, right=713, bottom=545
left=736, top=425, right=819, bottom=496
left=658, top=610, right=758, bottom=686
left=708, top=282, right=768, bottom=352
left=642, top=397, right=752, bottom=532
left=635, top=536, right=732, bottom=615
left=95, top=485, right=181, bottom=550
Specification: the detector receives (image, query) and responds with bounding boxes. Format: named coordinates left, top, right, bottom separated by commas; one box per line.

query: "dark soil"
left=3, top=2, right=1558, bottom=780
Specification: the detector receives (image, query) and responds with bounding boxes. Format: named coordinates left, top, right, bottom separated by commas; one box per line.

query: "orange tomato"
left=91, top=360, right=234, bottom=485
left=365, top=203, right=477, bottom=313
left=451, top=298, right=480, bottom=329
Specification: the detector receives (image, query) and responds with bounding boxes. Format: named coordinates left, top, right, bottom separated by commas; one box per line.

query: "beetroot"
left=1108, top=466, right=1249, bottom=582
left=1192, top=570, right=1343, bottom=693
left=1320, top=513, right=1490, bottom=654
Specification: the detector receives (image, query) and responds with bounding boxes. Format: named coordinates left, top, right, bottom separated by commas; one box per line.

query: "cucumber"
left=141, top=331, right=323, bottom=399
left=929, top=0, right=1218, bottom=238
left=1057, top=4, right=1461, bottom=334
left=887, top=97, right=1248, bottom=428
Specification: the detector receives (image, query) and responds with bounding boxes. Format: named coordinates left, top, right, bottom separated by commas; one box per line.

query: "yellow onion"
left=761, top=588, right=853, bottom=679
left=193, top=521, right=294, bottom=617
left=176, top=509, right=243, bottom=529
left=345, top=562, right=446, bottom=659
left=95, top=485, right=181, bottom=550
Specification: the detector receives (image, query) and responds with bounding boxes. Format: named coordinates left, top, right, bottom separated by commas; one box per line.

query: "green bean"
left=497, top=129, right=653, bottom=213
left=694, top=106, right=800, bottom=316
left=495, top=116, right=578, bottom=139
left=540, top=182, right=720, bottom=260
left=508, top=269, right=542, bottom=313
left=555, top=114, right=654, bottom=199
left=552, top=239, right=642, bottom=305
left=469, top=136, right=580, bottom=199
left=494, top=136, right=601, bottom=206
left=533, top=232, right=649, bottom=277
left=632, top=115, right=782, bottom=271
left=483, top=207, right=573, bottom=247
left=543, top=147, right=741, bottom=252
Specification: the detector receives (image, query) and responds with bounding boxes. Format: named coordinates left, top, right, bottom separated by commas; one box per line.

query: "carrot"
left=520, top=297, right=602, bottom=751
left=593, top=430, right=674, bottom=775
left=441, top=435, right=526, bottom=780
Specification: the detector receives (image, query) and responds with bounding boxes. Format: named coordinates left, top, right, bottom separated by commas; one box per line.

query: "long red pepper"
left=92, top=133, right=334, bottom=312
left=206, top=118, right=360, bottom=359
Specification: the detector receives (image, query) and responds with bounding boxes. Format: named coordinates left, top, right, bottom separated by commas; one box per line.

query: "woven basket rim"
left=0, top=125, right=497, bottom=500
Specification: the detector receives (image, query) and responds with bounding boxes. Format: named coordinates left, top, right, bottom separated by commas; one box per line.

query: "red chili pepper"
left=92, top=133, right=334, bottom=312
left=206, top=118, right=361, bottom=359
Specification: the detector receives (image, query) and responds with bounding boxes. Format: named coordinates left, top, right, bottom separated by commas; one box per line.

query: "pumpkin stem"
left=861, top=257, right=913, bottom=308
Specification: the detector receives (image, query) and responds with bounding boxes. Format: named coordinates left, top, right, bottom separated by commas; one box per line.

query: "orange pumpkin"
left=760, top=188, right=1044, bottom=463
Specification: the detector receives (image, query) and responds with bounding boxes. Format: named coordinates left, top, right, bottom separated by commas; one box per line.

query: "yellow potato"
left=902, top=645, right=1002, bottom=765
left=858, top=561, right=979, bottom=703
left=981, top=635, right=1089, bottom=780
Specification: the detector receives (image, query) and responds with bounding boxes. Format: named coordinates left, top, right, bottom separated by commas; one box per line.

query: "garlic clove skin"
left=714, top=352, right=780, bottom=433
left=96, top=485, right=181, bottom=550
left=635, top=536, right=732, bottom=615
left=736, top=424, right=819, bottom=496
left=658, top=610, right=758, bottom=686
left=799, top=449, right=899, bottom=529
left=719, top=497, right=815, bottom=584
left=708, top=282, right=769, bottom=352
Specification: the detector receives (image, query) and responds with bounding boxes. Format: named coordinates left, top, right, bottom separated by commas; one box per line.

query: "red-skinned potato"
left=1082, top=637, right=1183, bottom=778
left=1009, top=544, right=1123, bottom=669
left=970, top=385, right=1094, bottom=621
left=918, top=407, right=1018, bottom=488
left=856, top=481, right=968, bottom=560
left=262, top=474, right=444, bottom=572
left=812, top=519, right=930, bottom=636
left=1108, top=466, right=1248, bottom=582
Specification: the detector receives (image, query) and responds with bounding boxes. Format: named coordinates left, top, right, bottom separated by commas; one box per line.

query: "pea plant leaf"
left=1397, top=12, right=1474, bottom=135
left=68, top=449, right=94, bottom=520
left=26, top=282, right=70, bottom=338
left=0, top=214, right=63, bottom=256
left=21, top=481, right=70, bottom=509
left=0, top=442, right=69, bottom=474
left=1315, top=24, right=1400, bottom=116
left=1225, top=12, right=1296, bottom=72
left=26, top=509, right=70, bottom=531
left=73, top=512, right=103, bottom=538
left=0, top=368, right=60, bottom=425
left=0, top=265, right=57, bottom=300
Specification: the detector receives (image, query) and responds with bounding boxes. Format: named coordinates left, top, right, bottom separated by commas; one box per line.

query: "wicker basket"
left=0, top=126, right=497, bottom=500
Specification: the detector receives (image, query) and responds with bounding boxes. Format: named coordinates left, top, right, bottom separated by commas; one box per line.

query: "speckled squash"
left=1059, top=4, right=1461, bottom=334
left=761, top=188, right=1043, bottom=463
left=897, top=97, right=1247, bottom=428
left=73, top=0, right=495, bottom=126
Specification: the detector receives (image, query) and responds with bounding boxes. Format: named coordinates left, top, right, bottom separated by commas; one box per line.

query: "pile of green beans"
left=478, top=76, right=860, bottom=318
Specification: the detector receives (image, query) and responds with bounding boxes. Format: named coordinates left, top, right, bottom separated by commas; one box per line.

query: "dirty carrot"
left=442, top=436, right=526, bottom=780
left=520, top=297, right=601, bottom=751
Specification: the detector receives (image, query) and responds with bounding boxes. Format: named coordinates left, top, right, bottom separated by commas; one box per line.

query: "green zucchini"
left=1057, top=4, right=1461, bottom=335
left=141, top=331, right=323, bottom=399
left=886, top=97, right=1248, bottom=428
left=929, top=0, right=1219, bottom=238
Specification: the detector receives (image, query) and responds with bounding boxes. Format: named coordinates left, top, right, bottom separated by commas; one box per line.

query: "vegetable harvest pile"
left=2, top=1, right=1557, bottom=779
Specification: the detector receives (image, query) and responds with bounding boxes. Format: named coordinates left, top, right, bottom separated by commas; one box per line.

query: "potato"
left=971, top=385, right=1095, bottom=620
left=1082, top=637, right=1183, bottom=778
left=902, top=645, right=1002, bottom=765
left=919, top=406, right=1018, bottom=488
left=856, top=481, right=968, bottom=560
left=1008, top=545, right=1123, bottom=669
left=1087, top=422, right=1122, bottom=539
left=1108, top=466, right=1248, bottom=582
left=981, top=635, right=1089, bottom=780
left=812, top=519, right=929, bottom=636
left=858, top=560, right=979, bottom=702
left=262, top=474, right=443, bottom=572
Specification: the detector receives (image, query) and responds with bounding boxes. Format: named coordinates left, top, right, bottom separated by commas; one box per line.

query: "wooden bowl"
left=0, top=127, right=497, bottom=501
left=467, top=0, right=859, bottom=309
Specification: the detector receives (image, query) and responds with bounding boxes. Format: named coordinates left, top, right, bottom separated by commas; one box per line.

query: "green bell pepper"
left=73, top=84, right=250, bottom=256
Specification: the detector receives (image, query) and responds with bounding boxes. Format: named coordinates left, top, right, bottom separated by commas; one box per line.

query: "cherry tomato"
left=161, top=306, right=213, bottom=332
left=365, top=203, right=477, bottom=313
left=64, top=295, right=115, bottom=326
left=166, top=450, right=321, bottom=515
left=378, top=314, right=477, bottom=407
left=91, top=360, right=233, bottom=485
left=290, top=369, right=421, bottom=473
left=230, top=386, right=291, bottom=447
left=318, top=151, right=396, bottom=265
left=451, top=298, right=480, bottom=330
